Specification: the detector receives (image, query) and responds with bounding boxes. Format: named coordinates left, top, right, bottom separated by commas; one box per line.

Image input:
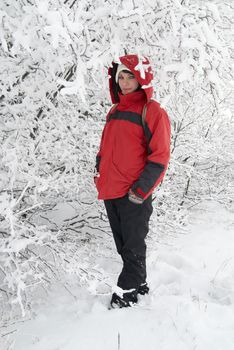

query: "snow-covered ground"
left=2, top=201, right=234, bottom=350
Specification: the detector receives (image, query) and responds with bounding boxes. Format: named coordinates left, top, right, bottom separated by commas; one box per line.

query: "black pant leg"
left=104, top=199, right=123, bottom=254
left=116, top=195, right=153, bottom=290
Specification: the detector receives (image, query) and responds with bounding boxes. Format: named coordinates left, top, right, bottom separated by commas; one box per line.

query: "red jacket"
left=95, top=55, right=171, bottom=200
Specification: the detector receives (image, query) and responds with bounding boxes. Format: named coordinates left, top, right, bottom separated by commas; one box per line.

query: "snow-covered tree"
left=0, top=0, right=233, bottom=316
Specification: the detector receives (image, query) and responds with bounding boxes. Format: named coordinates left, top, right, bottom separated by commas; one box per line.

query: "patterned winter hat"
left=115, top=64, right=133, bottom=83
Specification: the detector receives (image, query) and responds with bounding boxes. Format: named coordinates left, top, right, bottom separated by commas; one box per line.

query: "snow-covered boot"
left=138, top=282, right=149, bottom=295
left=110, top=290, right=138, bottom=308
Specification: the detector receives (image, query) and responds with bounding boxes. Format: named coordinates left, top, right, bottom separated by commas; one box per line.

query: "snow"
left=201, top=22, right=221, bottom=48
left=3, top=201, right=234, bottom=350
left=164, top=62, right=193, bottom=82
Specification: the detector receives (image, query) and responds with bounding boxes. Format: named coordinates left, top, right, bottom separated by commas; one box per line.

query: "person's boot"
left=138, top=282, right=149, bottom=295
left=110, top=290, right=138, bottom=309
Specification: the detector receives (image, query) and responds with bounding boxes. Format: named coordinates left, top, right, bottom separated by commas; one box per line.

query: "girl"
left=95, top=54, right=171, bottom=308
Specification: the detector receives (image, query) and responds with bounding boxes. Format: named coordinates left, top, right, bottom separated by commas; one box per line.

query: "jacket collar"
left=118, top=89, right=146, bottom=107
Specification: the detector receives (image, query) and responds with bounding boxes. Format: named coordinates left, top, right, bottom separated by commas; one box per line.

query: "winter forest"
left=1, top=0, right=234, bottom=349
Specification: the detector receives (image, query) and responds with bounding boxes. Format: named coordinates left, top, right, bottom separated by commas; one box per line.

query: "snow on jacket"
left=95, top=54, right=171, bottom=200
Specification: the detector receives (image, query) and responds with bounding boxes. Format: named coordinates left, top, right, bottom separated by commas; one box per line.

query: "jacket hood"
left=108, top=54, right=154, bottom=104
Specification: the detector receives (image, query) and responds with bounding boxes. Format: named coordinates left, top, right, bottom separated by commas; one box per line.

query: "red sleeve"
left=95, top=104, right=118, bottom=172
left=131, top=101, right=171, bottom=199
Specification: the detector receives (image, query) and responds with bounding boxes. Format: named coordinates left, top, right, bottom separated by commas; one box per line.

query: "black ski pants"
left=104, top=194, right=153, bottom=291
